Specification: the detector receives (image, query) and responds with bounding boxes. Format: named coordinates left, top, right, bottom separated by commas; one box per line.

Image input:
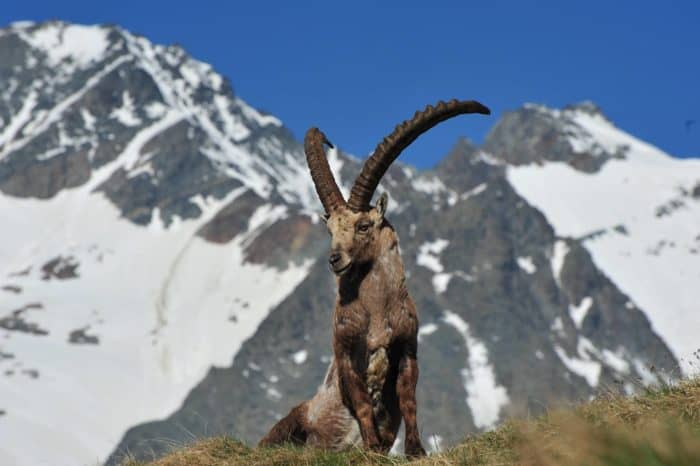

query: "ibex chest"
left=334, top=295, right=414, bottom=353
left=334, top=253, right=415, bottom=352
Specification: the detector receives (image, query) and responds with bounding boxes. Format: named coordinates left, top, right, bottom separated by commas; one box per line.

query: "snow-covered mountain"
left=0, top=20, right=321, bottom=466
left=502, top=104, right=700, bottom=376
left=0, top=21, right=698, bottom=466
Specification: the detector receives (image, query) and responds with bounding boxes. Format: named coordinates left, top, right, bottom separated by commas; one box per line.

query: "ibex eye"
left=358, top=223, right=370, bottom=232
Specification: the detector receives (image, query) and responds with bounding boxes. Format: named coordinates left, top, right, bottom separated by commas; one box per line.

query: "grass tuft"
left=121, top=377, right=700, bottom=465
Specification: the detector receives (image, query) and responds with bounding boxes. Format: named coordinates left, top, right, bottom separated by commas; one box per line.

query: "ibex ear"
left=376, top=192, right=389, bottom=218
left=320, top=212, right=330, bottom=224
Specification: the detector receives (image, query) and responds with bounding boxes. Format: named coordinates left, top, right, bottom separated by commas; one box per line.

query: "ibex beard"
left=258, top=99, right=490, bottom=457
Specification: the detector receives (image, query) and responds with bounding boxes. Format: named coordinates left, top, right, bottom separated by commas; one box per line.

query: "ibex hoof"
left=405, top=443, right=427, bottom=458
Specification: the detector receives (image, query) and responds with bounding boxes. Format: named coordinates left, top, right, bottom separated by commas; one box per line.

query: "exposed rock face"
left=1, top=20, right=697, bottom=466
left=692, top=182, right=700, bottom=199
left=68, top=327, right=100, bottom=345
left=41, top=256, right=79, bottom=280
left=0, top=303, right=47, bottom=336
left=197, top=190, right=265, bottom=243
left=243, top=214, right=327, bottom=269
left=483, top=102, right=626, bottom=173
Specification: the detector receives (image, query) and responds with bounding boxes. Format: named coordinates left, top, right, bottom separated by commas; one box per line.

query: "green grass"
left=121, top=377, right=700, bottom=466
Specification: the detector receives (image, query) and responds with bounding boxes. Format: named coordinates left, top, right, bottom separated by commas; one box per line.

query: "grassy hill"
left=121, top=377, right=700, bottom=466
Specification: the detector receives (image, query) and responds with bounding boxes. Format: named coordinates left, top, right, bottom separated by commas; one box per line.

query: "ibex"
left=259, top=99, right=490, bottom=456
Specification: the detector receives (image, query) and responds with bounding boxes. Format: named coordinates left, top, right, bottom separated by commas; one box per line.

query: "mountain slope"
left=498, top=104, right=700, bottom=374
left=0, top=21, right=697, bottom=466
left=0, top=20, right=321, bottom=466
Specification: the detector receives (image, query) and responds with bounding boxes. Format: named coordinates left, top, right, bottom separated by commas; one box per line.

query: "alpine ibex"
left=259, top=99, right=490, bottom=456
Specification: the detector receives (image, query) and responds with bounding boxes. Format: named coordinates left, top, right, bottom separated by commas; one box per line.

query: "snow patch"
left=569, top=296, right=593, bottom=329
left=453, top=270, right=476, bottom=283
left=601, top=348, right=630, bottom=374
left=516, top=256, right=536, bottom=274
left=101, top=110, right=183, bottom=180
left=633, top=359, right=660, bottom=385
left=554, top=345, right=601, bottom=387
left=111, top=91, right=142, bottom=127
left=443, top=311, right=509, bottom=429
left=21, top=23, right=110, bottom=68
left=291, top=350, right=308, bottom=365
left=390, top=436, right=402, bottom=455
left=417, top=323, right=438, bottom=341
left=416, top=239, right=449, bottom=273
left=213, top=95, right=250, bottom=141
left=237, top=98, right=282, bottom=127
left=568, top=107, right=668, bottom=163
left=412, top=176, right=446, bottom=195
left=550, top=240, right=569, bottom=287
left=472, top=151, right=503, bottom=166
left=266, top=387, right=283, bottom=401
left=179, top=63, right=203, bottom=88
left=144, top=101, right=167, bottom=119
left=428, top=434, right=444, bottom=453
left=417, top=240, right=453, bottom=294
left=550, top=317, right=566, bottom=338
left=432, top=273, right=452, bottom=294
left=244, top=204, right=289, bottom=239
left=0, top=91, right=38, bottom=148
left=327, top=146, right=350, bottom=199
left=80, top=108, right=96, bottom=131
left=34, top=146, right=67, bottom=161
left=460, top=183, right=487, bottom=201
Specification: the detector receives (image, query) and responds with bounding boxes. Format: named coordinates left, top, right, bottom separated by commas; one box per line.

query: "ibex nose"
left=329, top=253, right=342, bottom=266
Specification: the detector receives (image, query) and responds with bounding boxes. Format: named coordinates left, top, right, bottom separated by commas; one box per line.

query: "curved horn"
left=347, top=99, right=490, bottom=212
left=305, top=127, right=345, bottom=214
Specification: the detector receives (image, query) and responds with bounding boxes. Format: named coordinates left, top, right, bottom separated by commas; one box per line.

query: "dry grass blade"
left=122, top=378, right=700, bottom=466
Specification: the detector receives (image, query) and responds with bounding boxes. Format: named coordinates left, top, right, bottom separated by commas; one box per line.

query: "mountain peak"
left=0, top=21, right=318, bottom=224
left=436, top=137, right=478, bottom=171
left=523, top=100, right=608, bottom=120
left=564, top=100, right=605, bottom=117
left=482, top=101, right=670, bottom=172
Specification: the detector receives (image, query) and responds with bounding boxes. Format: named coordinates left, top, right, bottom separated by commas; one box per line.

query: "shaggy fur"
left=259, top=99, right=490, bottom=457
left=259, top=201, right=425, bottom=455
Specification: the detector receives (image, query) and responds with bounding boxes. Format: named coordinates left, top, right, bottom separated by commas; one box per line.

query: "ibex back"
left=259, top=99, right=490, bottom=456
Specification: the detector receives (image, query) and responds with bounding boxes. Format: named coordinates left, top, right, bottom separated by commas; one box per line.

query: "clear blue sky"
left=3, top=1, right=699, bottom=168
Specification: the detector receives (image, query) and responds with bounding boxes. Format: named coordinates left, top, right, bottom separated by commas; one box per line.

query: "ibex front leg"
left=336, top=354, right=381, bottom=450
left=397, top=343, right=426, bottom=457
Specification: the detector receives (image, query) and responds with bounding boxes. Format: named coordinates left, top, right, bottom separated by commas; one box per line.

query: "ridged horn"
left=305, top=127, right=345, bottom=214
left=347, top=99, right=490, bottom=212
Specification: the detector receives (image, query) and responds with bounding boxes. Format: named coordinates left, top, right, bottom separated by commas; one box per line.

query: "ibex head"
left=305, top=99, right=490, bottom=276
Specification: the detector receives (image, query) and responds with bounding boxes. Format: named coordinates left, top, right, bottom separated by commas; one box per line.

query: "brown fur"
left=260, top=99, right=489, bottom=456
left=260, top=200, right=426, bottom=456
